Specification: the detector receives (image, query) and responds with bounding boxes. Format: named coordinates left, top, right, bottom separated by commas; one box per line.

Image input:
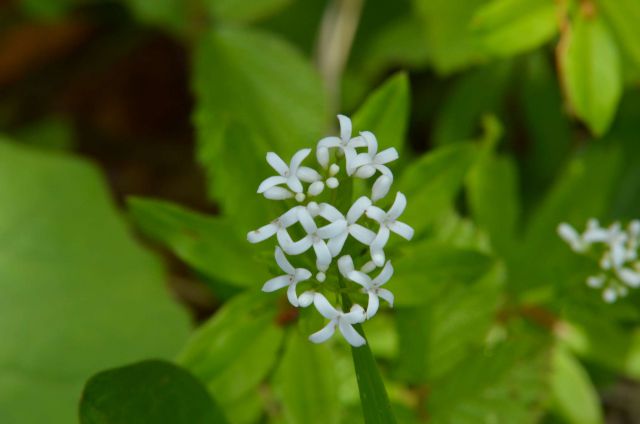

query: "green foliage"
left=0, top=141, right=190, bottom=424
left=560, top=11, right=622, bottom=136
left=472, top=0, right=557, bottom=58
left=128, top=198, right=270, bottom=287
left=207, top=0, right=292, bottom=23
left=79, top=360, right=228, bottom=424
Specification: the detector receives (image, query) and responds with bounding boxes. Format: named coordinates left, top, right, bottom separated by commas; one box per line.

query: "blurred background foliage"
left=1, top=0, right=640, bottom=423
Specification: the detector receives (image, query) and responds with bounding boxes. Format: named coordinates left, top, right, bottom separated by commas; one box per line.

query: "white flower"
left=309, top=293, right=366, bottom=346
left=345, top=260, right=394, bottom=319
left=262, top=247, right=312, bottom=307
left=258, top=149, right=318, bottom=201
left=366, top=192, right=414, bottom=265
left=348, top=131, right=398, bottom=178
left=281, top=207, right=346, bottom=270
left=557, top=223, right=588, bottom=252
left=247, top=207, right=301, bottom=243
left=617, top=267, right=640, bottom=288
left=316, top=115, right=366, bottom=169
left=318, top=197, right=376, bottom=257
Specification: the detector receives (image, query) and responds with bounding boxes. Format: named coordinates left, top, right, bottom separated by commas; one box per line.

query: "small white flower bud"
left=329, top=164, right=340, bottom=176
left=316, top=272, right=326, bottom=282
left=603, top=287, right=617, bottom=303
left=308, top=181, right=324, bottom=196
left=295, top=192, right=306, bottom=202
left=326, top=177, right=339, bottom=189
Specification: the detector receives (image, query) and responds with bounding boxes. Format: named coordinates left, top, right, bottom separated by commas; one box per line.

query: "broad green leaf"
left=207, top=0, right=291, bottom=22
left=561, top=12, right=622, bottom=136
left=124, top=0, right=187, bottom=33
left=433, top=63, right=512, bottom=146
left=177, top=291, right=284, bottom=416
left=128, top=197, right=269, bottom=287
left=399, top=143, right=479, bottom=235
left=352, top=73, right=410, bottom=155
left=393, top=241, right=495, bottom=306
left=79, top=360, right=228, bottom=424
left=198, top=121, right=274, bottom=231
left=194, top=26, right=327, bottom=158
left=596, top=0, right=640, bottom=70
left=520, top=52, right=572, bottom=200
left=427, top=338, right=550, bottom=424
left=274, top=330, right=340, bottom=424
left=467, top=153, right=521, bottom=254
left=412, top=0, right=486, bottom=74
left=19, top=0, right=74, bottom=20
left=550, top=347, right=603, bottom=424
left=396, top=266, right=502, bottom=382
left=472, top=0, right=557, bottom=57
left=0, top=141, right=189, bottom=424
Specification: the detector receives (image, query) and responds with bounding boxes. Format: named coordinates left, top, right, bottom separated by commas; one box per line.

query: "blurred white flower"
left=366, top=192, right=414, bottom=265
left=262, top=247, right=311, bottom=307
left=309, top=293, right=366, bottom=347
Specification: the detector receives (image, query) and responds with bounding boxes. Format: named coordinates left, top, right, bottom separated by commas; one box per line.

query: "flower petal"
left=360, top=131, right=378, bottom=156
left=317, top=136, right=342, bottom=149
left=389, top=221, right=414, bottom=240
left=338, top=255, right=355, bottom=277
left=274, top=246, right=296, bottom=274
left=374, top=147, right=398, bottom=165
left=287, top=282, right=300, bottom=307
left=289, top=148, right=311, bottom=172
left=313, top=293, right=339, bottom=319
left=247, top=222, right=278, bottom=243
left=319, top=203, right=344, bottom=222
left=317, top=220, right=348, bottom=239
left=308, top=181, right=325, bottom=196
left=297, top=207, right=318, bottom=234
left=377, top=288, right=394, bottom=307
left=371, top=175, right=392, bottom=202
left=298, top=291, right=315, bottom=307
left=295, top=268, right=312, bottom=281
left=297, top=166, right=321, bottom=182
left=282, top=235, right=312, bottom=255
left=343, top=304, right=366, bottom=324
left=262, top=275, right=290, bottom=292
left=344, top=147, right=359, bottom=175
left=350, top=153, right=373, bottom=171
left=347, top=196, right=372, bottom=223
left=313, top=240, right=332, bottom=269
left=347, top=270, right=372, bottom=288
left=279, top=206, right=302, bottom=227
left=263, top=186, right=293, bottom=200
left=339, top=321, right=366, bottom=347
left=365, top=206, right=386, bottom=223
left=266, top=152, right=289, bottom=175
left=366, top=291, right=380, bottom=319
left=389, top=192, right=407, bottom=219
left=618, top=268, right=640, bottom=288
left=338, top=114, right=352, bottom=142
left=286, top=175, right=304, bottom=194
left=349, top=224, right=376, bottom=245
left=309, top=321, right=336, bottom=344
left=328, top=232, right=349, bottom=257
left=316, top=146, right=330, bottom=168
left=257, top=175, right=288, bottom=193
left=373, top=261, right=393, bottom=286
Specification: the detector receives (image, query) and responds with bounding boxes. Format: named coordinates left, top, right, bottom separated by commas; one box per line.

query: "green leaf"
left=396, top=267, right=502, bottom=382
left=393, top=241, right=495, bottom=306
left=399, top=143, right=479, bottom=235
left=467, top=152, right=521, bottom=254
left=433, top=63, right=512, bottom=146
left=194, top=26, right=327, bottom=158
left=207, top=0, right=292, bottom=22
left=273, top=330, right=340, bottom=424
left=128, top=197, right=269, bottom=287
left=427, top=338, right=550, bottom=424
left=198, top=121, right=274, bottom=230
left=124, top=0, right=187, bottom=33
left=561, top=12, right=623, bottom=136
left=472, top=0, right=557, bottom=58
left=352, top=73, right=410, bottom=155
left=550, top=347, right=603, bottom=424
left=177, top=291, right=284, bottom=414
left=79, top=360, right=228, bottom=424
left=595, top=0, right=640, bottom=70
left=412, top=0, right=486, bottom=74
left=351, top=327, right=397, bottom=424
left=0, top=141, right=189, bottom=424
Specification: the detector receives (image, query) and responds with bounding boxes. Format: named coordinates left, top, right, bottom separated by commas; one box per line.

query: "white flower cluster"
left=247, top=115, right=413, bottom=346
left=558, top=219, right=640, bottom=303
